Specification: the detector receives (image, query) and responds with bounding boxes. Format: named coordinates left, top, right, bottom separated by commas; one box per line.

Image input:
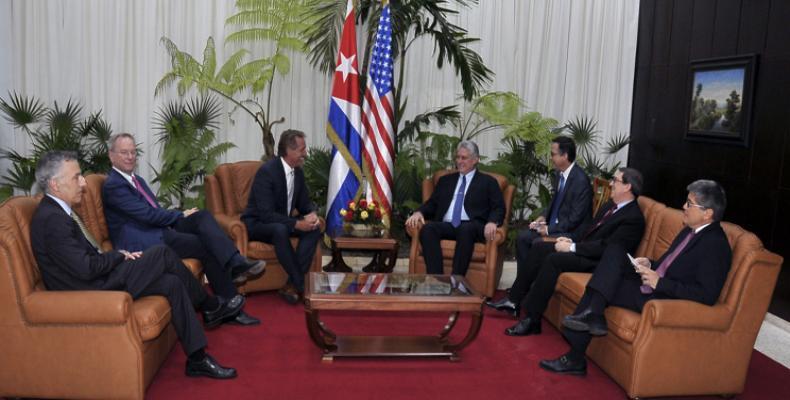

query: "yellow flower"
left=360, top=210, right=369, bottom=220
left=339, top=209, right=347, bottom=216
left=367, top=202, right=376, bottom=210
left=349, top=202, right=356, bottom=210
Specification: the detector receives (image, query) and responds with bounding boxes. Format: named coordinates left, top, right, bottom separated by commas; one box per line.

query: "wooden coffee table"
left=322, top=236, right=399, bottom=273
left=303, top=272, right=484, bottom=362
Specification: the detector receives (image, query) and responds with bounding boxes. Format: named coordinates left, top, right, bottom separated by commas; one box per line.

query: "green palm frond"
left=303, top=0, right=346, bottom=74
left=0, top=92, right=47, bottom=128
left=398, top=105, right=461, bottom=145
left=0, top=94, right=114, bottom=191
left=186, top=95, right=222, bottom=130
left=302, top=146, right=332, bottom=212
left=564, top=115, right=599, bottom=161
left=48, top=99, right=83, bottom=137
left=226, top=28, right=280, bottom=43
left=152, top=94, right=233, bottom=208
left=604, top=132, right=630, bottom=155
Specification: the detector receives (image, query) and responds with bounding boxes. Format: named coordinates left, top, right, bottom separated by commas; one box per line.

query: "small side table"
left=323, top=236, right=399, bottom=273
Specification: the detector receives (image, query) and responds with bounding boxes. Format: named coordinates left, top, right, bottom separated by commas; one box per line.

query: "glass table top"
left=309, top=272, right=474, bottom=297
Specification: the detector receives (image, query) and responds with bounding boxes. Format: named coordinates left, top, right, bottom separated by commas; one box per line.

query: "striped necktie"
left=132, top=175, right=158, bottom=208
left=71, top=212, right=103, bottom=253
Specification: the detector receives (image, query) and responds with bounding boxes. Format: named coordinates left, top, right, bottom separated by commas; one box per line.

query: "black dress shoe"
left=203, top=295, right=245, bottom=329
left=185, top=354, right=237, bottom=379
left=504, top=316, right=542, bottom=336
left=486, top=297, right=519, bottom=317
left=562, top=308, right=608, bottom=336
left=227, top=310, right=261, bottom=326
left=539, top=354, right=587, bottom=376
left=231, top=259, right=266, bottom=284
left=278, top=285, right=300, bottom=305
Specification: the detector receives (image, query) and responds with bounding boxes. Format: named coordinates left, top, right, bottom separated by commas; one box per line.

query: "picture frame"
left=685, top=54, right=757, bottom=147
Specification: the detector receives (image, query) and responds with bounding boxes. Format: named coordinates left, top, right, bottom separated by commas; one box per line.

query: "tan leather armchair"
left=205, top=161, right=323, bottom=293
left=545, top=196, right=784, bottom=398
left=0, top=196, right=179, bottom=400
left=407, top=169, right=515, bottom=298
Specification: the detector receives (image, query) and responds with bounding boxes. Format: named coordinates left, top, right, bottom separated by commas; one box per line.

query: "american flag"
left=325, top=0, right=363, bottom=237
left=361, top=3, right=395, bottom=224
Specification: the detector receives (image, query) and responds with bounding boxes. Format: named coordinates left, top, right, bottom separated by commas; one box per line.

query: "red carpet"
left=146, top=291, right=790, bottom=399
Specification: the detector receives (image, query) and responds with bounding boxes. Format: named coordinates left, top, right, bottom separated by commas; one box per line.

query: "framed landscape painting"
left=685, top=54, right=757, bottom=147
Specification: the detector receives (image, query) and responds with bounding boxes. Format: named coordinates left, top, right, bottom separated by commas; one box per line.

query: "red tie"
left=581, top=204, right=617, bottom=240
left=132, top=175, right=158, bottom=208
left=641, top=230, right=696, bottom=294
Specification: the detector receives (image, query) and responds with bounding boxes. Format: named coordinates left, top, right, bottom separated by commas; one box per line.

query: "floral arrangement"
left=339, top=198, right=383, bottom=226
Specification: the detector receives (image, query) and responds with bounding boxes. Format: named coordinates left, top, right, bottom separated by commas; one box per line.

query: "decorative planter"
left=347, top=223, right=381, bottom=238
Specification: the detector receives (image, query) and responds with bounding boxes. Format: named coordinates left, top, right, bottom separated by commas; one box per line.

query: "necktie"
left=581, top=204, right=617, bottom=240
left=287, top=169, right=294, bottom=214
left=451, top=175, right=467, bottom=228
left=71, top=212, right=103, bottom=253
left=132, top=175, right=158, bottom=208
left=548, top=173, right=566, bottom=226
left=641, top=230, right=696, bottom=294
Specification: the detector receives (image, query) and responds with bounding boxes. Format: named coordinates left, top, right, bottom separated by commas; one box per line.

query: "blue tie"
left=548, top=173, right=566, bottom=226
left=451, top=175, right=467, bottom=228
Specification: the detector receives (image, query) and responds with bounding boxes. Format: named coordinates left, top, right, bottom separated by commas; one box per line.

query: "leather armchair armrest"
left=483, top=226, right=507, bottom=252
left=641, top=299, right=733, bottom=331
left=23, top=290, right=132, bottom=324
left=405, top=222, right=423, bottom=238
left=212, top=213, right=249, bottom=255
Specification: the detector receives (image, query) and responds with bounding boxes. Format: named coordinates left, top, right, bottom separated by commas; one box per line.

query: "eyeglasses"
left=685, top=199, right=706, bottom=209
left=610, top=177, right=624, bottom=184
left=113, top=150, right=137, bottom=157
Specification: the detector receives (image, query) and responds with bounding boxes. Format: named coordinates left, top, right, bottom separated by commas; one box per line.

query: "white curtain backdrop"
left=0, top=0, right=639, bottom=191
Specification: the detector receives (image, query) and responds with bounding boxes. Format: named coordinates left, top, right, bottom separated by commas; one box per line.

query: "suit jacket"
left=102, top=168, right=182, bottom=252
left=542, top=164, right=592, bottom=235
left=652, top=222, right=732, bottom=305
left=30, top=196, right=126, bottom=291
left=572, top=199, right=645, bottom=260
left=417, top=170, right=505, bottom=226
left=241, top=157, right=314, bottom=232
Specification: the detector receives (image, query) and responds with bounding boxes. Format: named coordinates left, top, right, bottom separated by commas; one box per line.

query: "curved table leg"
left=361, top=253, right=380, bottom=272
left=437, top=312, right=460, bottom=341
left=304, top=304, right=338, bottom=353
left=443, top=308, right=484, bottom=361
left=317, top=320, right=337, bottom=343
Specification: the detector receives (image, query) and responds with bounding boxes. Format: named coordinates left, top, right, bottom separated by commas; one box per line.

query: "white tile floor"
left=325, top=256, right=790, bottom=369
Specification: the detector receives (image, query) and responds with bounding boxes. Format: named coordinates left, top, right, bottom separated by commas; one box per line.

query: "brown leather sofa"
left=205, top=161, right=323, bottom=294
left=544, top=196, right=784, bottom=398
left=0, top=174, right=203, bottom=400
left=406, top=169, right=515, bottom=298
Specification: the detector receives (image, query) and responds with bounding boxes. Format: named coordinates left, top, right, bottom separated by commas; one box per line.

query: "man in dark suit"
left=30, top=151, right=239, bottom=379
left=405, top=141, right=505, bottom=276
left=489, top=167, right=646, bottom=337
left=102, top=133, right=263, bottom=326
left=242, top=129, right=322, bottom=304
left=515, top=136, right=592, bottom=274
left=540, top=180, right=731, bottom=376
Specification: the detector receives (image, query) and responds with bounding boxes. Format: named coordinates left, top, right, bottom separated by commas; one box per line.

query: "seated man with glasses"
left=539, top=179, right=731, bottom=376
left=102, top=133, right=265, bottom=327
left=488, top=168, right=646, bottom=338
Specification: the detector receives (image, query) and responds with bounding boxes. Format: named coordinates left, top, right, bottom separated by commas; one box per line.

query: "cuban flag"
left=326, top=0, right=363, bottom=237
left=361, top=2, right=395, bottom=225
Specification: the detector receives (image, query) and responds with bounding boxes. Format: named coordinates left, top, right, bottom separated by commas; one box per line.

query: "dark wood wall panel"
left=630, top=0, right=790, bottom=319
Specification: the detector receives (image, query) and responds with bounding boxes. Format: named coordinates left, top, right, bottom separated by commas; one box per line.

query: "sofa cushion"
left=133, top=296, right=172, bottom=341
left=556, top=272, right=642, bottom=344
